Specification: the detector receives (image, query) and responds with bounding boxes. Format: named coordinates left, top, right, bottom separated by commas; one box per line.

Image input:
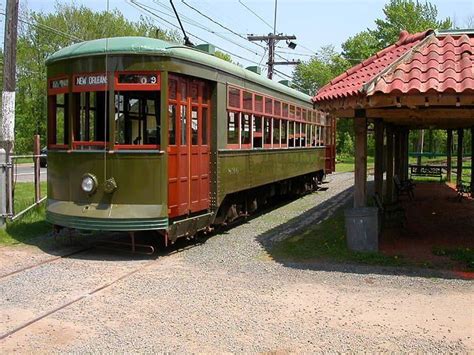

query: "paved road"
left=13, top=163, right=47, bottom=183
left=0, top=172, right=472, bottom=352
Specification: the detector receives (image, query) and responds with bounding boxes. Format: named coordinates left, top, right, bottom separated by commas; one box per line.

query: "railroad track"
left=0, top=247, right=92, bottom=281
left=0, top=251, right=159, bottom=342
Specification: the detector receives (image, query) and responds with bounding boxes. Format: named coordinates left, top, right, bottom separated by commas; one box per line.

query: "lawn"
left=0, top=182, right=50, bottom=245
left=336, top=155, right=375, bottom=173
left=270, top=208, right=404, bottom=267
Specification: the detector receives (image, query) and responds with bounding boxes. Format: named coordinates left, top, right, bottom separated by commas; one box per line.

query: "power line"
left=128, top=0, right=264, bottom=67
left=178, top=0, right=294, bottom=65
left=143, top=0, right=263, bottom=57
left=237, top=0, right=273, bottom=31
left=0, top=11, right=83, bottom=42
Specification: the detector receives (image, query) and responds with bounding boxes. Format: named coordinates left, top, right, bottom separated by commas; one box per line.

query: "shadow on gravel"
left=256, top=183, right=469, bottom=280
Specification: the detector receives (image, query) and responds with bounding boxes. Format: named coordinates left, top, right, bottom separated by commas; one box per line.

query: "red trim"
left=72, top=72, right=108, bottom=93
left=226, top=144, right=240, bottom=149
left=114, top=71, right=161, bottom=91
left=48, top=76, right=69, bottom=95
left=72, top=141, right=107, bottom=148
left=48, top=144, right=68, bottom=150
left=115, top=144, right=160, bottom=150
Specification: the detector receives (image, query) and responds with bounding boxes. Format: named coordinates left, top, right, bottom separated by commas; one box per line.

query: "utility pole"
left=247, top=0, right=299, bottom=79
left=1, top=0, right=20, bottom=226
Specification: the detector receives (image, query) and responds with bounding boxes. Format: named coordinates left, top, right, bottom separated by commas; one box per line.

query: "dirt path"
left=0, top=173, right=472, bottom=352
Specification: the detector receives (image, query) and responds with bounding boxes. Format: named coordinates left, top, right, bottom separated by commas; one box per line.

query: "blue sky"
left=2, top=0, right=473, bottom=81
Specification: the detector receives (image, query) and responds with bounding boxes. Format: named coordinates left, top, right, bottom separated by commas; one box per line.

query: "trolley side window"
left=48, top=93, right=69, bottom=148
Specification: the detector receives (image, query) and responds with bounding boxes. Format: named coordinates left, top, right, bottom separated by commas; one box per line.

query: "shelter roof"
left=313, top=29, right=474, bottom=103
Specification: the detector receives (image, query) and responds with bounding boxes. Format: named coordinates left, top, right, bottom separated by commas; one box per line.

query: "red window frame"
left=114, top=71, right=161, bottom=92
left=48, top=76, right=70, bottom=150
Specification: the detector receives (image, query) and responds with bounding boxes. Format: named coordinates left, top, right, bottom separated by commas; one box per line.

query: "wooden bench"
left=456, top=181, right=471, bottom=201
left=409, top=164, right=445, bottom=181
left=393, top=175, right=415, bottom=200
left=373, top=193, right=406, bottom=228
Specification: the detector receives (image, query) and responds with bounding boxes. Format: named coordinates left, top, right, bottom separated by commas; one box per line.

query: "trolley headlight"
left=81, top=174, right=97, bottom=194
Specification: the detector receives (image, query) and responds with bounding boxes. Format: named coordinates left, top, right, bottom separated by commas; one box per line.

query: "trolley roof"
left=46, top=36, right=311, bottom=103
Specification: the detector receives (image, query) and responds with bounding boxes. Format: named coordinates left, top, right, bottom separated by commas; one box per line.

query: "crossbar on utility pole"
left=247, top=33, right=299, bottom=79
left=1, top=0, right=20, bottom=227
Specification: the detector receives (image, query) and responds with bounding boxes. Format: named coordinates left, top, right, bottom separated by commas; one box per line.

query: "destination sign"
left=118, top=73, right=159, bottom=85
left=75, top=74, right=108, bottom=87
left=50, top=78, right=68, bottom=89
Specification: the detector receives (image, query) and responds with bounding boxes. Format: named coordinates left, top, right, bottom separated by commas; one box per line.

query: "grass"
left=270, top=209, right=405, bottom=267
left=0, top=182, right=50, bottom=245
left=336, top=155, right=375, bottom=173
left=433, top=247, right=474, bottom=271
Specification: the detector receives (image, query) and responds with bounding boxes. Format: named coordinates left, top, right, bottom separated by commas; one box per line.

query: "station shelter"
left=313, top=29, right=474, bottom=251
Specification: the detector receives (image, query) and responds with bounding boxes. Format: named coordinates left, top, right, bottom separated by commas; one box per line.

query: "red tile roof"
left=313, top=30, right=474, bottom=103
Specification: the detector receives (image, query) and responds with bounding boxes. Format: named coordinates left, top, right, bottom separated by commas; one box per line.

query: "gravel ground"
left=0, top=172, right=472, bottom=353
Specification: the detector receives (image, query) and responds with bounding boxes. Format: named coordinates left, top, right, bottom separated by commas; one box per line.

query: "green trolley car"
left=45, top=37, right=335, bottom=244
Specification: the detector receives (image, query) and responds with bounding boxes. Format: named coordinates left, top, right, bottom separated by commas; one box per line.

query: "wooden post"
left=354, top=110, right=367, bottom=208
left=471, top=127, right=474, bottom=197
left=1, top=0, right=19, bottom=227
left=403, top=128, right=410, bottom=180
left=394, top=128, right=401, bottom=178
left=374, top=119, right=384, bottom=197
left=33, top=135, right=41, bottom=204
left=385, top=124, right=394, bottom=202
left=456, top=129, right=464, bottom=186
left=446, top=129, right=452, bottom=182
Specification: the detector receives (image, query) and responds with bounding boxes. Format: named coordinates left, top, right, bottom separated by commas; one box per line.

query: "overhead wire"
left=127, top=0, right=264, bottom=67
left=237, top=0, right=273, bottom=31
left=143, top=0, right=263, bottom=56
left=179, top=0, right=294, bottom=64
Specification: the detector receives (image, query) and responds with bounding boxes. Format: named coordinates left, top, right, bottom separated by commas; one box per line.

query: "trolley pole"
left=0, top=0, right=20, bottom=227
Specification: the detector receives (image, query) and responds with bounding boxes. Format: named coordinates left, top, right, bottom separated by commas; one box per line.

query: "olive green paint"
left=46, top=37, right=324, bottom=233
left=217, top=148, right=325, bottom=205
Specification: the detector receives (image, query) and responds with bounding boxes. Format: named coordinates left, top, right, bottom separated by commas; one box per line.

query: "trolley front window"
left=48, top=93, right=69, bottom=148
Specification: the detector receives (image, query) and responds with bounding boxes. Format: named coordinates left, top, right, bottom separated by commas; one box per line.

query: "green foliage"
left=372, top=0, right=452, bottom=48
left=13, top=2, right=179, bottom=154
left=292, top=45, right=350, bottom=95
left=433, top=247, right=474, bottom=271
left=341, top=31, right=379, bottom=65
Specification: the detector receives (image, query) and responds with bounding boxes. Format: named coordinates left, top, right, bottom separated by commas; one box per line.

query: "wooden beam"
left=403, top=128, right=410, bottom=181
left=374, top=119, right=384, bottom=197
left=456, top=129, right=464, bottom=186
left=366, top=108, right=474, bottom=118
left=354, top=109, right=367, bottom=208
left=385, top=124, right=394, bottom=202
left=471, top=127, right=474, bottom=197
left=446, top=129, right=452, bottom=182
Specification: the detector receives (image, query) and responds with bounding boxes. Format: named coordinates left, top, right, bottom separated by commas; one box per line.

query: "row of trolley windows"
left=227, top=112, right=327, bottom=149
left=228, top=86, right=321, bottom=122
left=49, top=91, right=161, bottom=148
left=50, top=92, right=209, bottom=149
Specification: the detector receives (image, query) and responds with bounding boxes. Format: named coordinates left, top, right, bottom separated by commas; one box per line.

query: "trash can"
left=344, top=207, right=379, bottom=252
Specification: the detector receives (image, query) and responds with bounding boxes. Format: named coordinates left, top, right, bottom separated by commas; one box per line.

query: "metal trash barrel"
left=344, top=207, right=379, bottom=252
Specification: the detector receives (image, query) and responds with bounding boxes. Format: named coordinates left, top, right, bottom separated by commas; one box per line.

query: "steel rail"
left=0, top=247, right=91, bottom=280
left=0, top=256, right=158, bottom=341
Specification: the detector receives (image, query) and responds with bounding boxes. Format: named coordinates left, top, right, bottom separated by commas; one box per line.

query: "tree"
left=342, top=0, right=452, bottom=65
left=372, top=0, right=452, bottom=48
left=341, top=31, right=379, bottom=65
left=13, top=2, right=178, bottom=153
left=292, top=45, right=350, bottom=95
